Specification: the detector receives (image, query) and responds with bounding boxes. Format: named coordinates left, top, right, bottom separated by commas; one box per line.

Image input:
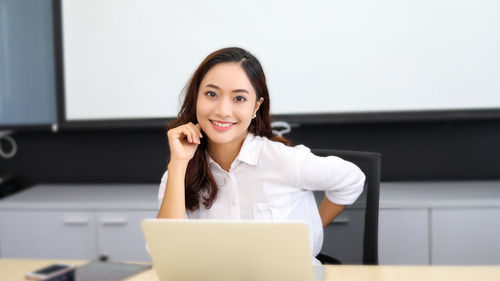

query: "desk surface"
left=2, top=259, right=500, bottom=281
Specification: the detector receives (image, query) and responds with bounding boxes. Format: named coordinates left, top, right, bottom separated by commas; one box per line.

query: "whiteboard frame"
left=49, top=0, right=500, bottom=131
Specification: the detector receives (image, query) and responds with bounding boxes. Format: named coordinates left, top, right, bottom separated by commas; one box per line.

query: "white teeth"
left=212, top=121, right=233, bottom=128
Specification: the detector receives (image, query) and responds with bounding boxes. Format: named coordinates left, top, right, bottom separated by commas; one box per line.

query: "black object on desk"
left=46, top=261, right=151, bottom=281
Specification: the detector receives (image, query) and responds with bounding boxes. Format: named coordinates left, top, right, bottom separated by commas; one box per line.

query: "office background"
left=1, top=0, right=500, bottom=266
left=1, top=0, right=500, bottom=188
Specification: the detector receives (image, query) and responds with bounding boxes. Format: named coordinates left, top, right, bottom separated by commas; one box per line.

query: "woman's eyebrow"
left=205, top=84, right=249, bottom=94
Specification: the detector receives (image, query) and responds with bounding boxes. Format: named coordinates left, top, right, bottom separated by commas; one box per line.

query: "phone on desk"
left=25, top=263, right=75, bottom=281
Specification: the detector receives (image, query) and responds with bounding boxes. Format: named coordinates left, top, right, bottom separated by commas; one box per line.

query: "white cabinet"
left=96, top=210, right=157, bottom=262
left=378, top=181, right=500, bottom=265
left=0, top=184, right=158, bottom=262
left=432, top=208, right=500, bottom=265
left=2, top=182, right=499, bottom=265
left=378, top=209, right=429, bottom=265
left=0, top=210, right=97, bottom=259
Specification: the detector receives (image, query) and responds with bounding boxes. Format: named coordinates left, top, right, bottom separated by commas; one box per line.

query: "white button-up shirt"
left=158, top=133, right=365, bottom=264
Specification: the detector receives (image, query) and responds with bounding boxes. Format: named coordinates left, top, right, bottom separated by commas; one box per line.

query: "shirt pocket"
left=252, top=196, right=291, bottom=221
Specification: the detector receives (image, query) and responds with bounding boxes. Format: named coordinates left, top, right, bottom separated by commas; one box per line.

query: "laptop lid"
left=142, top=219, right=315, bottom=281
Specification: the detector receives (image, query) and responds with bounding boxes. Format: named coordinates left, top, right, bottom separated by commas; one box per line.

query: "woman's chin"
left=204, top=129, right=248, bottom=146
left=206, top=135, right=237, bottom=145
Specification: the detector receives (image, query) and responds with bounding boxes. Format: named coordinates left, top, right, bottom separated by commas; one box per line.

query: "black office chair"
left=311, top=149, right=381, bottom=265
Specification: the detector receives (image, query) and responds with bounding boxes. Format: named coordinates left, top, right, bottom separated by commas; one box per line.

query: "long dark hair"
left=168, top=47, right=289, bottom=211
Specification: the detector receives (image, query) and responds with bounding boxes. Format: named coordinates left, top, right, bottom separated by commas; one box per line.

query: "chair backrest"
left=311, top=149, right=381, bottom=265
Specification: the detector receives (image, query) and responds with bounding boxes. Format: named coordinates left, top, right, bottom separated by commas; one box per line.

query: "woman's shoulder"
left=256, top=135, right=311, bottom=159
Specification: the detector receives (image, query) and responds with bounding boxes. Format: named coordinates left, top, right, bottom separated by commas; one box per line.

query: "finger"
left=184, top=123, right=199, bottom=143
left=180, top=126, right=195, bottom=143
left=168, top=127, right=186, bottom=141
left=186, top=125, right=201, bottom=145
left=188, top=122, right=201, bottom=134
left=187, top=124, right=200, bottom=144
left=191, top=123, right=203, bottom=140
left=170, top=125, right=196, bottom=144
left=195, top=123, right=203, bottom=138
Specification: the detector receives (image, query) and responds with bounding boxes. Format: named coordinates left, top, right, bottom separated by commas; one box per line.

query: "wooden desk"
left=1, top=259, right=500, bottom=281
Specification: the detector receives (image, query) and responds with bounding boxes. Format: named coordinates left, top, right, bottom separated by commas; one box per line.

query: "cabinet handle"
left=63, top=218, right=89, bottom=225
left=331, top=217, right=350, bottom=224
left=329, top=215, right=350, bottom=224
left=100, top=218, right=127, bottom=225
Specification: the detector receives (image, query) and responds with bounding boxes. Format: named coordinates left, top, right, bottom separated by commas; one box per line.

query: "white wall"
left=61, top=0, right=500, bottom=121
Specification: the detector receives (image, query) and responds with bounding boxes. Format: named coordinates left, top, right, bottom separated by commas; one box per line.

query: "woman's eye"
left=206, top=91, right=217, bottom=98
left=234, top=96, right=247, bottom=102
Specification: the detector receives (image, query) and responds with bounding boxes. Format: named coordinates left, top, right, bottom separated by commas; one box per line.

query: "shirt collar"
left=206, top=133, right=263, bottom=167
left=236, top=133, right=262, bottom=166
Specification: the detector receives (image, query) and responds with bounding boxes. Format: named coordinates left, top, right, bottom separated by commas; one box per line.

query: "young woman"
left=157, top=47, right=365, bottom=264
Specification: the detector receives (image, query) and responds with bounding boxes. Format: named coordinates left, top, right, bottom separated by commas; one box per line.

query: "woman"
left=157, top=47, right=365, bottom=264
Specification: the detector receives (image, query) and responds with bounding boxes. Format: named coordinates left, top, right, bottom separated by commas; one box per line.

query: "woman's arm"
left=157, top=161, right=189, bottom=218
left=318, top=196, right=346, bottom=228
left=156, top=122, right=202, bottom=219
left=297, top=146, right=365, bottom=208
left=294, top=146, right=364, bottom=225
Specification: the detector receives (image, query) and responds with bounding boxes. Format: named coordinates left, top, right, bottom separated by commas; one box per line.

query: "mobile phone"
left=25, top=263, right=75, bottom=281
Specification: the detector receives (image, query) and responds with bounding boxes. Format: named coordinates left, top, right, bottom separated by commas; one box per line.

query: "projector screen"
left=59, top=0, right=500, bottom=121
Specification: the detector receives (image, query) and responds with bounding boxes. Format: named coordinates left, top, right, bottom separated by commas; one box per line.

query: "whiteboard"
left=61, top=0, right=500, bottom=121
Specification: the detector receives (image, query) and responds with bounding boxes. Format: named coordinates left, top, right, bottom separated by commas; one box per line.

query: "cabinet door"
left=0, top=210, right=96, bottom=259
left=378, top=209, right=430, bottom=265
left=432, top=208, right=500, bottom=265
left=96, top=210, right=157, bottom=262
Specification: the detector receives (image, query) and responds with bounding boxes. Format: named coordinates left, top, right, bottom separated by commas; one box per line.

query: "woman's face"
left=196, top=62, right=263, bottom=147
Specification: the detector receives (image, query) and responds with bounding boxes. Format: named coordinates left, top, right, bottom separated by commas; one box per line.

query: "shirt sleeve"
left=158, top=170, right=168, bottom=209
left=296, top=145, right=365, bottom=205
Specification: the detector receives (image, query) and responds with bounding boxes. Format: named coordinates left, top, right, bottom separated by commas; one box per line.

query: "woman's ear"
left=253, top=97, right=264, bottom=117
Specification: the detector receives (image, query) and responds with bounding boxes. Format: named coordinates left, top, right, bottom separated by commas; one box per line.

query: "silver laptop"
left=142, top=219, right=325, bottom=281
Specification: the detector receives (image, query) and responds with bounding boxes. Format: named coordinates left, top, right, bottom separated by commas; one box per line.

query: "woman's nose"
left=215, top=97, right=232, bottom=117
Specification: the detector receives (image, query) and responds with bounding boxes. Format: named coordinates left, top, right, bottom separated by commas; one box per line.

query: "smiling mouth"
left=210, top=120, right=236, bottom=128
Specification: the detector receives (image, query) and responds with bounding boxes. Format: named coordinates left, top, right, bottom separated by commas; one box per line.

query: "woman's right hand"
left=167, top=122, right=203, bottom=163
